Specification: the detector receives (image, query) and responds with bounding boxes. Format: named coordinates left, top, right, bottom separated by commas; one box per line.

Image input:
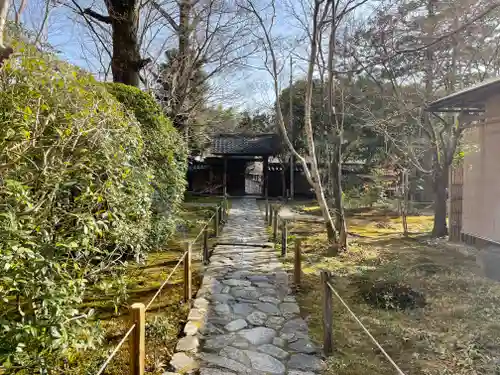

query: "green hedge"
left=0, top=44, right=153, bottom=371
left=105, top=83, right=187, bottom=247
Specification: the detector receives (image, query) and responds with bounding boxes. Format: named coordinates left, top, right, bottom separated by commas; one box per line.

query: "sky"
left=13, top=0, right=372, bottom=111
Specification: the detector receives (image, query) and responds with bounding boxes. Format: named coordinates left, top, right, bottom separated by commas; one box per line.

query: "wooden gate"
left=449, top=162, right=463, bottom=242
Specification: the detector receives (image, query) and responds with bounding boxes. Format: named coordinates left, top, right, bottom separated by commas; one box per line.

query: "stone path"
left=169, top=198, right=325, bottom=375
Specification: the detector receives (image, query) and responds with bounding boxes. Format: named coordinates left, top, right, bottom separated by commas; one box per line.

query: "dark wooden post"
left=214, top=208, right=220, bottom=237
left=272, top=208, right=278, bottom=242
left=321, top=270, right=334, bottom=355
left=129, top=303, right=145, bottom=375
left=269, top=204, right=274, bottom=226
left=290, top=154, right=295, bottom=199
left=203, top=227, right=209, bottom=265
left=281, top=219, right=287, bottom=257
left=263, top=156, right=269, bottom=198
left=223, top=157, right=228, bottom=197
left=183, top=244, right=192, bottom=302
left=294, top=238, right=301, bottom=287
left=265, top=199, right=269, bottom=222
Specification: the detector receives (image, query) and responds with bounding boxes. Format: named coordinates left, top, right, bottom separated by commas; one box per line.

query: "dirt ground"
left=269, top=201, right=500, bottom=375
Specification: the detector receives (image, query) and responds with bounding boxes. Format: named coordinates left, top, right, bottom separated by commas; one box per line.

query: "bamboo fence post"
left=183, top=244, right=192, bottom=302
left=129, top=303, right=145, bottom=375
left=203, top=227, right=209, bottom=265
left=321, top=270, right=334, bottom=355
left=294, top=238, right=302, bottom=287
left=281, top=219, right=287, bottom=257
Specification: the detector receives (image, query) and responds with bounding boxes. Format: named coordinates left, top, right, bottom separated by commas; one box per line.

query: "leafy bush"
left=105, top=83, right=187, bottom=247
left=0, top=44, right=153, bottom=372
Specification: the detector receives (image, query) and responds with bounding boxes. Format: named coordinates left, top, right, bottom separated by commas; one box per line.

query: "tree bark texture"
left=0, top=0, right=12, bottom=66
left=106, top=0, right=142, bottom=86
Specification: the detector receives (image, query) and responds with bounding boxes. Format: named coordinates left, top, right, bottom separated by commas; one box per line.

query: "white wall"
left=462, top=95, right=500, bottom=243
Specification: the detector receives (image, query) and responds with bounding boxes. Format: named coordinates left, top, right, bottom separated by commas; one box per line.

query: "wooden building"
left=187, top=133, right=281, bottom=197
left=427, top=78, right=500, bottom=245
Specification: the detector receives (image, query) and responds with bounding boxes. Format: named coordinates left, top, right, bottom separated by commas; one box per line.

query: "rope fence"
left=93, top=197, right=228, bottom=375
left=266, top=201, right=407, bottom=375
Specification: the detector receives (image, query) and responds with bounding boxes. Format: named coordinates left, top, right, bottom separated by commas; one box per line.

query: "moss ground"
left=265, top=200, right=500, bottom=375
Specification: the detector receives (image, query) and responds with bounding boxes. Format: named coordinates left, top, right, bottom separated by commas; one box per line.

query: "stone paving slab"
left=169, top=198, right=325, bottom=375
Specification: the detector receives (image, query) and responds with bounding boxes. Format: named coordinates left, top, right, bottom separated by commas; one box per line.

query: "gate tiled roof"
left=211, top=133, right=281, bottom=156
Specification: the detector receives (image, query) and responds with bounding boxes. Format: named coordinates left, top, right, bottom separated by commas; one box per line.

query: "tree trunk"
left=401, top=169, right=409, bottom=236
left=331, top=150, right=347, bottom=249
left=108, top=0, right=141, bottom=86
left=0, top=0, right=12, bottom=66
left=432, top=165, right=449, bottom=237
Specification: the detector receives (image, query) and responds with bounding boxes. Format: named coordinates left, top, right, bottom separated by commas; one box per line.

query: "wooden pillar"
left=294, top=238, right=301, bottom=287
left=321, top=271, right=334, bottom=355
left=214, top=208, right=220, bottom=237
left=281, top=219, right=287, bottom=257
left=183, top=244, right=192, bottom=302
left=263, top=156, right=269, bottom=198
left=290, top=155, right=294, bottom=199
left=203, top=227, right=209, bottom=265
left=129, top=303, right=145, bottom=375
left=223, top=157, right=228, bottom=197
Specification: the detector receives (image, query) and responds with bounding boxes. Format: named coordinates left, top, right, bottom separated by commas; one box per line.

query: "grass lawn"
left=273, top=201, right=500, bottom=375
left=62, top=197, right=223, bottom=375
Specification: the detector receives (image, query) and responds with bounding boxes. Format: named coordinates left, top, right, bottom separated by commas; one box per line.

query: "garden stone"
left=244, top=350, right=285, bottom=374
left=170, top=352, right=198, bottom=373
left=238, top=327, right=276, bottom=345
left=280, top=303, right=300, bottom=317
left=287, top=354, right=326, bottom=371
left=279, top=332, right=297, bottom=342
left=259, top=296, right=281, bottom=304
left=287, top=371, right=316, bottom=375
left=281, top=318, right=308, bottom=334
left=188, top=309, right=205, bottom=321
left=233, top=303, right=255, bottom=316
left=194, top=297, right=210, bottom=310
left=220, top=346, right=252, bottom=367
left=289, top=339, right=316, bottom=354
left=211, top=294, right=235, bottom=304
left=199, top=370, right=236, bottom=375
left=224, top=319, right=247, bottom=332
left=246, top=311, right=267, bottom=326
left=257, top=344, right=289, bottom=359
left=184, top=321, right=200, bottom=336
left=272, top=337, right=286, bottom=347
left=256, top=302, right=281, bottom=315
left=214, top=304, right=231, bottom=315
left=203, top=334, right=235, bottom=350
left=223, top=279, right=251, bottom=287
left=231, top=337, right=250, bottom=349
left=265, top=316, right=285, bottom=330
left=176, top=336, right=199, bottom=352
left=199, top=353, right=251, bottom=373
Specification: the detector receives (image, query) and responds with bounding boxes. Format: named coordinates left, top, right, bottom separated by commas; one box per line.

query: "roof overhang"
left=426, top=77, right=500, bottom=113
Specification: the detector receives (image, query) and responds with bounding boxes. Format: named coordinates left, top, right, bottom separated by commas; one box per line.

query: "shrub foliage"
left=105, top=83, right=187, bottom=247
left=0, top=45, right=154, bottom=371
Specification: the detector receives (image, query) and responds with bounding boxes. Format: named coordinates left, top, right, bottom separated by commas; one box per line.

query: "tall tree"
left=71, top=0, right=150, bottom=86
left=353, top=0, right=500, bottom=236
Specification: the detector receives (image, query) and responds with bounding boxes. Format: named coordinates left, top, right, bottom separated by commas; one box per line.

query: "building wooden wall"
left=461, top=96, right=500, bottom=244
